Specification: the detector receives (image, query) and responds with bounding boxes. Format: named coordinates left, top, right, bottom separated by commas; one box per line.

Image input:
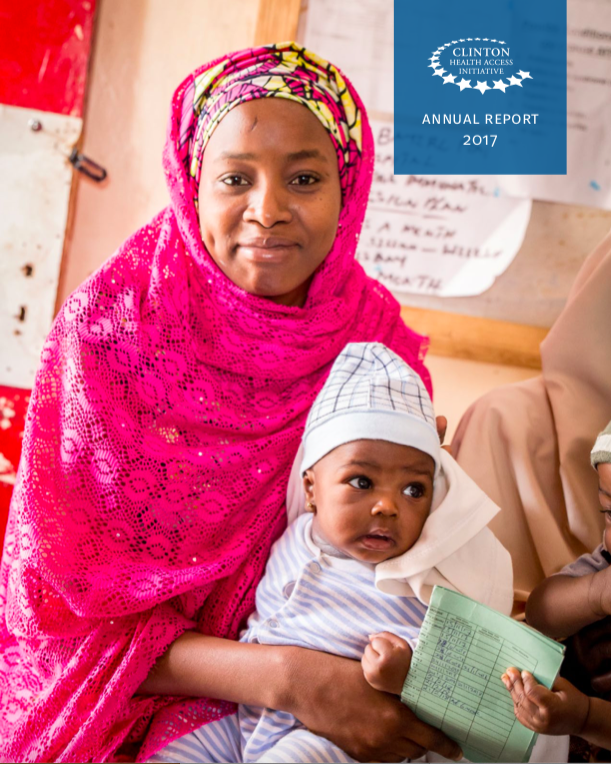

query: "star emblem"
left=517, top=70, right=532, bottom=80
left=493, top=79, right=508, bottom=92
left=429, top=61, right=440, bottom=69
left=508, top=75, right=523, bottom=87
left=483, top=38, right=489, bottom=41
left=475, top=37, right=481, bottom=40
left=474, top=80, right=491, bottom=94
left=428, top=55, right=439, bottom=62
left=491, top=39, right=497, bottom=42
left=433, top=68, right=447, bottom=77
left=443, top=73, right=457, bottom=84
left=498, top=40, right=506, bottom=44
left=459, top=39, right=465, bottom=42
left=451, top=40, right=458, bottom=44
left=467, top=38, right=473, bottom=41
left=456, top=78, right=472, bottom=91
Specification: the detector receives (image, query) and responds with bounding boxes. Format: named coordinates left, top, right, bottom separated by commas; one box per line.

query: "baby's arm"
left=526, top=567, right=611, bottom=639
left=362, top=631, right=413, bottom=695
left=502, top=668, right=611, bottom=749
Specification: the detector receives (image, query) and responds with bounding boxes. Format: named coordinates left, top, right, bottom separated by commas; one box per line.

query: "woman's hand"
left=501, top=668, right=589, bottom=736
left=139, top=632, right=462, bottom=762
left=436, top=415, right=448, bottom=445
left=362, top=631, right=412, bottom=695
left=285, top=646, right=463, bottom=762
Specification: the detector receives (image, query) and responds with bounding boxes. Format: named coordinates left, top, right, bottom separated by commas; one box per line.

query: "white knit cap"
left=301, top=342, right=440, bottom=475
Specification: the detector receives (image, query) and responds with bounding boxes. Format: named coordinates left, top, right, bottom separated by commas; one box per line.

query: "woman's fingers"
left=403, top=713, right=463, bottom=761
left=436, top=415, right=448, bottom=444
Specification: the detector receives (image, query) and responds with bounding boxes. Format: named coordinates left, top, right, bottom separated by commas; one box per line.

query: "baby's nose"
left=371, top=496, right=399, bottom=516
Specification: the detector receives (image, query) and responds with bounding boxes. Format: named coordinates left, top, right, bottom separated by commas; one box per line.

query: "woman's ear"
left=303, top=470, right=316, bottom=513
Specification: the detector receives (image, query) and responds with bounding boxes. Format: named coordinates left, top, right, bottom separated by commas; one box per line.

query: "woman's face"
left=198, top=98, right=342, bottom=307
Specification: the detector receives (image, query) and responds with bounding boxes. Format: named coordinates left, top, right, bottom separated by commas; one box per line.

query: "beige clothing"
left=453, top=230, right=611, bottom=608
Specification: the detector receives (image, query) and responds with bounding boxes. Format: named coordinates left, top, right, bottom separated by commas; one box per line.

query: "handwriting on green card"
left=401, top=587, right=565, bottom=763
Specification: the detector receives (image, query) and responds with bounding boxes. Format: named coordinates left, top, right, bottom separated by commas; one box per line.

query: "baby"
left=151, top=342, right=511, bottom=764
left=503, top=420, right=611, bottom=749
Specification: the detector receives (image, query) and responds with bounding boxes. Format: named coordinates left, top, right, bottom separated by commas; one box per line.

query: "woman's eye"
left=600, top=509, right=611, bottom=519
left=222, top=175, right=248, bottom=186
left=291, top=174, right=318, bottom=186
left=404, top=483, right=425, bottom=499
left=348, top=476, right=372, bottom=490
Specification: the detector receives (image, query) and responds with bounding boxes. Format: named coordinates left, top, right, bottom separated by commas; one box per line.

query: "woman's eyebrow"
left=216, top=149, right=328, bottom=163
left=286, top=149, right=328, bottom=163
left=217, top=151, right=257, bottom=162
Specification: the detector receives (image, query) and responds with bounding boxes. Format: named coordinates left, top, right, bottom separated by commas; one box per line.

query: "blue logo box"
left=394, top=0, right=567, bottom=174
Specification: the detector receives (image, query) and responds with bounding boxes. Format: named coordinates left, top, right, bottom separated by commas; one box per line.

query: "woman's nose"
left=244, top=180, right=292, bottom=228
left=371, top=496, right=399, bottom=517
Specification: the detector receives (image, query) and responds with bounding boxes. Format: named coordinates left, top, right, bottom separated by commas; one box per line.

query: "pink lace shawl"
left=0, top=46, right=430, bottom=762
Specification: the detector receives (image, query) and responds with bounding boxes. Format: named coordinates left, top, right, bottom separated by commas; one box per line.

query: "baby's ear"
left=302, top=470, right=315, bottom=500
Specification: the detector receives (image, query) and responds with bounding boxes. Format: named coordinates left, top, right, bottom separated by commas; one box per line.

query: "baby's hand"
left=362, top=631, right=412, bottom=695
left=501, top=667, right=590, bottom=736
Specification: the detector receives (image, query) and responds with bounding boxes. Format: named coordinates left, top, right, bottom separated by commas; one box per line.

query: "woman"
left=0, top=44, right=460, bottom=762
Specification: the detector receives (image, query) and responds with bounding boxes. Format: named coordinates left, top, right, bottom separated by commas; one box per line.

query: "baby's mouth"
left=359, top=532, right=396, bottom=551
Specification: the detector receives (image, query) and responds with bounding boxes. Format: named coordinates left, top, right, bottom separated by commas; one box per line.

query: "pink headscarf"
left=0, top=43, right=430, bottom=762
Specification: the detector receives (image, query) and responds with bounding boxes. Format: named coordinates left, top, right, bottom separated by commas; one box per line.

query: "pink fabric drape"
left=0, top=44, right=430, bottom=762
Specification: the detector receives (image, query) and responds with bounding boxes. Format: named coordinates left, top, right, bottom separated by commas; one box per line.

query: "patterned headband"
left=177, top=42, right=363, bottom=204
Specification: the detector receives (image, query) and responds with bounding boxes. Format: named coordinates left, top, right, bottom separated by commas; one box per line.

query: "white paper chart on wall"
left=498, top=0, right=611, bottom=209
left=358, top=118, right=532, bottom=297
left=301, top=0, right=611, bottom=303
left=300, top=0, right=532, bottom=297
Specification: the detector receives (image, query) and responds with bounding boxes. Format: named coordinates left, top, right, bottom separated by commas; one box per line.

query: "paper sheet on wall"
left=497, top=0, right=611, bottom=209
left=357, top=118, right=532, bottom=297
left=301, top=0, right=394, bottom=115
left=303, top=0, right=611, bottom=212
left=402, top=587, right=565, bottom=764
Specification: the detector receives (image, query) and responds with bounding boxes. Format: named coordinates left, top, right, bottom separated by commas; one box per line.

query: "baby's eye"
left=403, top=483, right=425, bottom=499
left=290, top=174, right=318, bottom=186
left=348, top=476, right=372, bottom=490
left=222, top=175, right=248, bottom=186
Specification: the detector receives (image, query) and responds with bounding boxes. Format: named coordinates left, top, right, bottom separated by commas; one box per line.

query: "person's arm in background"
left=138, top=631, right=462, bottom=763
left=526, top=567, right=611, bottom=639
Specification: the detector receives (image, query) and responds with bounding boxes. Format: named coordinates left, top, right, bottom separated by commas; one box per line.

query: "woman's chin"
left=247, top=278, right=312, bottom=307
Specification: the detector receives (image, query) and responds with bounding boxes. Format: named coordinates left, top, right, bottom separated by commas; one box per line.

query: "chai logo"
left=428, top=38, right=533, bottom=94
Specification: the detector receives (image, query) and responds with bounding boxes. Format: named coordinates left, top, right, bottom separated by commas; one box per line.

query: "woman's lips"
left=359, top=533, right=396, bottom=551
left=238, top=237, right=300, bottom=262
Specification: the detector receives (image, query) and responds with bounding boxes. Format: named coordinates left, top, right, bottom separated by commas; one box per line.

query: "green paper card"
left=401, top=586, right=565, bottom=763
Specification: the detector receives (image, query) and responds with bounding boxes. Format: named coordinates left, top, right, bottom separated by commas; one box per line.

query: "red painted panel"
left=0, top=0, right=95, bottom=117
left=0, top=386, right=30, bottom=547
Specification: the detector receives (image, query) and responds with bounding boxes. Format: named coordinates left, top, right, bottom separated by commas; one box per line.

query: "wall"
left=59, top=0, right=540, bottom=442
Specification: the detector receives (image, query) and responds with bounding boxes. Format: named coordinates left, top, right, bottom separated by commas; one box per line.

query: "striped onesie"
left=150, top=512, right=427, bottom=763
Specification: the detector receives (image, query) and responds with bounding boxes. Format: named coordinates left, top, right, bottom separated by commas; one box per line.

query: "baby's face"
left=303, top=439, right=435, bottom=563
left=599, top=463, right=611, bottom=550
